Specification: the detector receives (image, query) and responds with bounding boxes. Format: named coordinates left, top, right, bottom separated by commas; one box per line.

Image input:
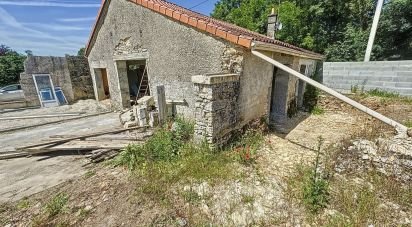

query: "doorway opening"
left=297, top=64, right=307, bottom=108
left=269, top=65, right=290, bottom=124
left=126, top=60, right=150, bottom=104
left=94, top=68, right=110, bottom=101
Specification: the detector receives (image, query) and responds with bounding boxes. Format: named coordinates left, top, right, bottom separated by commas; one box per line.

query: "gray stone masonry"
left=20, top=55, right=94, bottom=106
left=323, top=61, right=412, bottom=96
left=192, top=73, right=240, bottom=147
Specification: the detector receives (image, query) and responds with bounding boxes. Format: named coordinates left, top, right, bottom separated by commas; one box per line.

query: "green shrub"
left=303, top=171, right=329, bottom=214
left=173, top=116, right=195, bottom=142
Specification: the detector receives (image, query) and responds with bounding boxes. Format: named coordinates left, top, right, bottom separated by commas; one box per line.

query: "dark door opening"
left=126, top=60, right=150, bottom=104
left=101, top=68, right=110, bottom=99
left=269, top=65, right=290, bottom=124
left=95, top=68, right=110, bottom=101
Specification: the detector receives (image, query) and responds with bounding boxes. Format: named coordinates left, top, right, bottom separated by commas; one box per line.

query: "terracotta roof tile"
left=85, top=0, right=324, bottom=59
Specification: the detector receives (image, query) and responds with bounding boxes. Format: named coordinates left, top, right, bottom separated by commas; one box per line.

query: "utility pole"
left=364, top=0, right=384, bottom=62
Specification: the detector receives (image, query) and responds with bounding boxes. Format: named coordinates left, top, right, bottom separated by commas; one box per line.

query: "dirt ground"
left=1, top=95, right=411, bottom=226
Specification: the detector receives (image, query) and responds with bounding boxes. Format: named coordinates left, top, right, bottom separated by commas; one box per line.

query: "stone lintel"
left=113, top=52, right=149, bottom=61
left=191, top=73, right=239, bottom=85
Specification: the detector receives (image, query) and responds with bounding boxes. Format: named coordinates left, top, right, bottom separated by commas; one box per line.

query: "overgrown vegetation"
left=212, top=0, right=412, bottom=61
left=351, top=87, right=412, bottom=104
left=0, top=45, right=26, bottom=86
left=113, top=117, right=265, bottom=205
left=287, top=136, right=412, bottom=225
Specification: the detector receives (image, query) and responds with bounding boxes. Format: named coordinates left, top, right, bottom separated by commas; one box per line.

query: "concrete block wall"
left=323, top=61, right=412, bottom=96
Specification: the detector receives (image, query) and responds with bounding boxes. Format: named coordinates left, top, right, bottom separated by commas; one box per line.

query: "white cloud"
left=0, top=6, right=88, bottom=56
left=24, top=23, right=90, bottom=31
left=58, top=17, right=96, bottom=22
left=0, top=0, right=100, bottom=8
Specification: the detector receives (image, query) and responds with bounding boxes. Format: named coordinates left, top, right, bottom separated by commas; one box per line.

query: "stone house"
left=85, top=0, right=324, bottom=145
left=20, top=55, right=95, bottom=107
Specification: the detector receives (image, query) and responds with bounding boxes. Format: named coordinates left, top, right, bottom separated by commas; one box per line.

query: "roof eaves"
left=129, top=0, right=254, bottom=49
left=85, top=0, right=111, bottom=57
left=252, top=41, right=325, bottom=60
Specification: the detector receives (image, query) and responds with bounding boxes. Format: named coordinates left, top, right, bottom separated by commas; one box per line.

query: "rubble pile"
left=119, top=96, right=159, bottom=128
left=335, top=134, right=412, bottom=182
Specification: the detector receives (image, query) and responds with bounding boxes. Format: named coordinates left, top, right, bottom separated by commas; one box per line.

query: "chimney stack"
left=267, top=8, right=277, bottom=39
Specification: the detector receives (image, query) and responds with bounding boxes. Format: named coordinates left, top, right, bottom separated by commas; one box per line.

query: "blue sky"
left=0, top=0, right=219, bottom=56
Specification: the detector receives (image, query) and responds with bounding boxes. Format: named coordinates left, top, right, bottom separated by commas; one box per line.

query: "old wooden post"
left=156, top=85, right=167, bottom=124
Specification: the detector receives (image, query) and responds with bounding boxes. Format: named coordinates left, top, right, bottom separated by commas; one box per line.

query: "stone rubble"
left=337, top=135, right=412, bottom=182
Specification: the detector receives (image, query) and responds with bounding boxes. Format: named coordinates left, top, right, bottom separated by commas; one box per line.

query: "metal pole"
left=364, top=0, right=384, bottom=62
left=251, top=49, right=407, bottom=133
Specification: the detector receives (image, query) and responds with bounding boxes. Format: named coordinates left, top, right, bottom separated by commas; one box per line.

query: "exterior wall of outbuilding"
left=87, top=0, right=319, bottom=138
left=87, top=0, right=246, bottom=117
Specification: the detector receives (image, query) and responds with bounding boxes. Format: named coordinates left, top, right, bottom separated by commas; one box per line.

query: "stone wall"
left=323, top=61, right=412, bottom=96
left=66, top=56, right=95, bottom=100
left=192, top=74, right=240, bottom=146
left=20, top=56, right=94, bottom=106
left=21, top=56, right=73, bottom=106
left=87, top=0, right=246, bottom=115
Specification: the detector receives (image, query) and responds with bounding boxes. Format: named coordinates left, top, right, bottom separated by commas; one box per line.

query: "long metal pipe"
left=251, top=49, right=408, bottom=133
left=364, top=0, right=384, bottom=62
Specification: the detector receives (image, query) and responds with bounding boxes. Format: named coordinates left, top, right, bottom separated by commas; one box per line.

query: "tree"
left=0, top=45, right=15, bottom=56
left=24, top=50, right=33, bottom=56
left=0, top=45, right=25, bottom=86
left=211, top=0, right=412, bottom=61
left=376, top=0, right=412, bottom=60
left=77, top=47, right=85, bottom=56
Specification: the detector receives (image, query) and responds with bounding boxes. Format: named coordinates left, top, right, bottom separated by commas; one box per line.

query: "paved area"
left=0, top=112, right=120, bottom=202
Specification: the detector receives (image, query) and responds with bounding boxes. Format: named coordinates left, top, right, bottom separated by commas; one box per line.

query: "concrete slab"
left=0, top=112, right=121, bottom=202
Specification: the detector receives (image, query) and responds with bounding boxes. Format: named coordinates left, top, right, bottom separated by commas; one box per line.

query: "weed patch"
left=84, top=170, right=95, bottom=179
left=310, top=106, right=325, bottom=115
left=405, top=120, right=412, bottom=128
left=44, top=193, right=68, bottom=217
left=16, top=197, right=30, bottom=210
left=286, top=138, right=329, bottom=215
left=230, top=130, right=264, bottom=166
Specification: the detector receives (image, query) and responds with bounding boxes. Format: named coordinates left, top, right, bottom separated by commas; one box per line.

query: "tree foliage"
left=77, top=47, right=85, bottom=56
left=211, top=0, right=412, bottom=61
left=0, top=45, right=25, bottom=86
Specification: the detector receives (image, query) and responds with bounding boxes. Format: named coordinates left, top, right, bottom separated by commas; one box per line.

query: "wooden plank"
left=0, top=152, right=28, bottom=160
left=89, top=149, right=113, bottom=160
left=25, top=140, right=140, bottom=155
left=0, top=111, right=113, bottom=134
left=17, top=126, right=145, bottom=151
left=48, top=132, right=151, bottom=141
left=0, top=112, right=86, bottom=120
left=91, top=150, right=120, bottom=163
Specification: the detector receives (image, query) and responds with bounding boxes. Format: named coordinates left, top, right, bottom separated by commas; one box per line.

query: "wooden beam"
left=17, top=126, right=145, bottom=151
left=0, top=111, right=113, bottom=134
left=0, top=112, right=86, bottom=120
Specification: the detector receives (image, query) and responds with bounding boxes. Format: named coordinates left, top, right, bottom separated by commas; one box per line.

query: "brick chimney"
left=267, top=8, right=278, bottom=39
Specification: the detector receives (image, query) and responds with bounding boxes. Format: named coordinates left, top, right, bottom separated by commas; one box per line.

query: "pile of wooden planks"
left=2, top=126, right=152, bottom=162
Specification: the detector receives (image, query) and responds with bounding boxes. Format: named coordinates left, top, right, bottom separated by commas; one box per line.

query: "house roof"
left=85, top=0, right=324, bottom=59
